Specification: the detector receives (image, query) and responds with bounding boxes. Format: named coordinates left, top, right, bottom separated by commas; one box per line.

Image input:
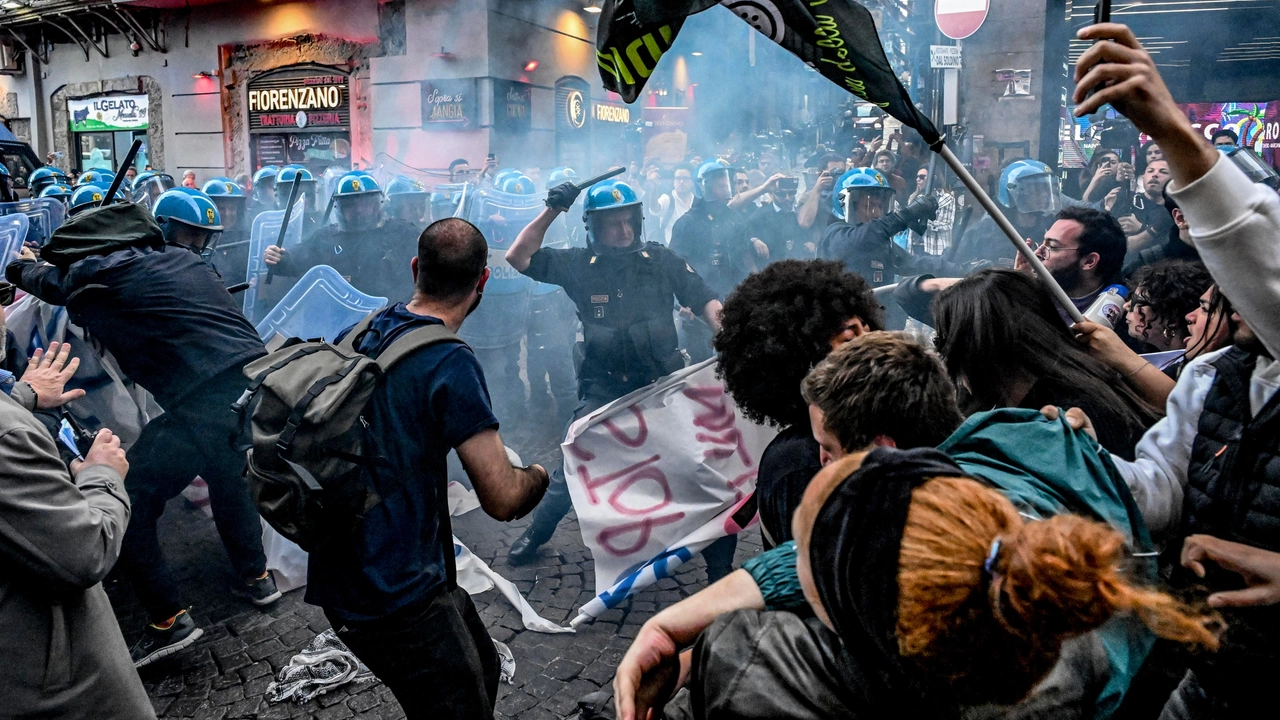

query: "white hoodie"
left=1113, top=156, right=1280, bottom=542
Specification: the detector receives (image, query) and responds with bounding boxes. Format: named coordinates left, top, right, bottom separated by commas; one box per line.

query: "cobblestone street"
left=109, top=415, right=763, bottom=720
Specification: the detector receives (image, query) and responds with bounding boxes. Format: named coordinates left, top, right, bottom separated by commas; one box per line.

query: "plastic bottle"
left=1084, top=284, right=1129, bottom=328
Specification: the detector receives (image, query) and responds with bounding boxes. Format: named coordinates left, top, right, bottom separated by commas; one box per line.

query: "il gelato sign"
left=69, top=95, right=149, bottom=132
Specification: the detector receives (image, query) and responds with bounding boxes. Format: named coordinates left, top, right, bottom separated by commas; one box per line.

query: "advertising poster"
left=69, top=95, right=149, bottom=132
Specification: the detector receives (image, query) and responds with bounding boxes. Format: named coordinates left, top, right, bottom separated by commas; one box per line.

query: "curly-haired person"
left=1124, top=259, right=1213, bottom=352
left=714, top=259, right=883, bottom=546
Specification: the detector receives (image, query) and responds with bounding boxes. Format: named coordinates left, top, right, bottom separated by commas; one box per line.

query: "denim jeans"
left=116, top=367, right=266, bottom=622
left=328, top=585, right=498, bottom=720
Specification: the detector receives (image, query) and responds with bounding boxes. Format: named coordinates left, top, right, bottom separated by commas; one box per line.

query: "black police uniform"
left=669, top=198, right=751, bottom=362
left=272, top=219, right=419, bottom=304
left=820, top=212, right=959, bottom=287
left=749, top=201, right=808, bottom=262
left=210, top=229, right=251, bottom=290
left=511, top=241, right=718, bottom=554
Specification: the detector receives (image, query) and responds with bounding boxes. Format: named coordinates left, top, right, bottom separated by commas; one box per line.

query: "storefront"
left=554, top=76, right=591, bottom=173
left=246, top=63, right=352, bottom=174
left=67, top=93, right=150, bottom=173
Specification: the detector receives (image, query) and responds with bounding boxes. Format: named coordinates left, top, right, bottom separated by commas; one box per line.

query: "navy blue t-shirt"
left=305, top=304, right=499, bottom=622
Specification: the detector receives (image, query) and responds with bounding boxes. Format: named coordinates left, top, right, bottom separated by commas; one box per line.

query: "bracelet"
left=1126, top=361, right=1152, bottom=379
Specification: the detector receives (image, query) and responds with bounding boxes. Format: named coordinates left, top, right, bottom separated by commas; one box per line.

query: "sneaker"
left=131, top=610, right=203, bottom=668
left=234, top=571, right=282, bottom=606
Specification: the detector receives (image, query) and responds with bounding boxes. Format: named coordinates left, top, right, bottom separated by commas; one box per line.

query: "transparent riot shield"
left=243, top=198, right=307, bottom=324
left=255, top=264, right=388, bottom=343
left=457, top=186, right=541, bottom=349
left=0, top=212, right=29, bottom=268
left=0, top=198, right=66, bottom=247
left=316, top=165, right=347, bottom=227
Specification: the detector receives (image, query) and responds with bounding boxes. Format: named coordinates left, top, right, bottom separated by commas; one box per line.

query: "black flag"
left=597, top=0, right=940, bottom=145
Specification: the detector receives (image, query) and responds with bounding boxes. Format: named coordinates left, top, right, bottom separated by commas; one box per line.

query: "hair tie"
left=982, top=537, right=1002, bottom=580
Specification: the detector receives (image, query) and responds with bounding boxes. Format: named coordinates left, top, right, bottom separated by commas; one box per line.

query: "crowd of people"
left=0, top=20, right=1278, bottom=720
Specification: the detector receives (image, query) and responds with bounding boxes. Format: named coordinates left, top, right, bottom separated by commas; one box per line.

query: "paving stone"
left=544, top=658, right=585, bottom=682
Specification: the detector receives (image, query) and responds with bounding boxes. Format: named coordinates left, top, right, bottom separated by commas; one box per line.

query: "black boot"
left=508, top=524, right=554, bottom=566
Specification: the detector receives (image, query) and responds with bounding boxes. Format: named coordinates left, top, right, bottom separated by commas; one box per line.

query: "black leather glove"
left=546, top=182, right=581, bottom=212
left=899, top=196, right=939, bottom=236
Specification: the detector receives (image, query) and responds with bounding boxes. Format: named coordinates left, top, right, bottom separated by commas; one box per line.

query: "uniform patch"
left=611, top=189, right=623, bottom=203
left=591, top=294, right=609, bottom=303
left=206, top=208, right=216, bottom=224
left=686, top=263, right=695, bottom=273
left=593, top=306, right=605, bottom=319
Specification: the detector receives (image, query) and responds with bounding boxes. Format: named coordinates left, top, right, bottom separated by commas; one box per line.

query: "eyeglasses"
left=1038, top=241, right=1080, bottom=256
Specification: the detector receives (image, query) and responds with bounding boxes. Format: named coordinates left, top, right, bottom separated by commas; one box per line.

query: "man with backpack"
left=292, top=217, right=549, bottom=719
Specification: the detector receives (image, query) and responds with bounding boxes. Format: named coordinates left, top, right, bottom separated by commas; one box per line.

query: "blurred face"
left=874, top=154, right=894, bottom=173
left=809, top=405, right=842, bottom=467
left=824, top=160, right=845, bottom=177
left=759, top=156, right=776, bottom=175
left=850, top=191, right=887, bottom=223
left=1094, top=152, right=1119, bottom=177
left=734, top=172, right=750, bottom=195
left=525, top=167, right=541, bottom=186
left=916, top=170, right=929, bottom=189
left=704, top=172, right=733, bottom=202
left=594, top=206, right=636, bottom=248
left=391, top=195, right=428, bottom=223
left=1143, top=160, right=1171, bottom=197
left=1145, top=144, right=1163, bottom=165
left=1184, top=287, right=1230, bottom=359
left=1213, top=135, right=1236, bottom=148
left=774, top=189, right=796, bottom=210
left=125, top=167, right=137, bottom=180
left=1036, top=219, right=1091, bottom=292
left=450, top=163, right=471, bottom=182
left=337, top=194, right=383, bottom=229
left=673, top=170, right=693, bottom=195
left=1125, top=283, right=1185, bottom=351
left=214, top=199, right=243, bottom=230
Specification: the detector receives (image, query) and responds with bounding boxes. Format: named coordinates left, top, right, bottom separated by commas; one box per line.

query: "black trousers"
left=117, top=367, right=267, bottom=623
left=328, top=585, right=499, bottom=720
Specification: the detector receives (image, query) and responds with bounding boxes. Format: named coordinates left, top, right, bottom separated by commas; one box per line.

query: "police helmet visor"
left=589, top=205, right=641, bottom=252
left=1009, top=173, right=1060, bottom=214
left=211, top=196, right=245, bottom=230
left=702, top=169, right=733, bottom=202
left=841, top=186, right=891, bottom=222
left=1227, top=147, right=1280, bottom=189
left=136, top=174, right=176, bottom=202
left=389, top=194, right=428, bottom=223
left=336, top=193, right=382, bottom=229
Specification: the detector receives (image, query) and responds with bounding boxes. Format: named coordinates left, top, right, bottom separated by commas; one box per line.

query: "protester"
left=713, top=260, right=883, bottom=546
left=946, top=159, right=1062, bottom=271
left=933, top=269, right=1160, bottom=459
left=448, top=158, right=472, bottom=183
left=1074, top=22, right=1280, bottom=715
left=181, top=169, right=197, bottom=189
left=1125, top=259, right=1213, bottom=352
left=6, top=202, right=274, bottom=666
left=1113, top=159, right=1174, bottom=250
left=650, top=166, right=695, bottom=245
left=728, top=171, right=788, bottom=215
left=1209, top=128, right=1238, bottom=149
left=1122, top=188, right=1201, bottom=275
left=1015, top=205, right=1128, bottom=316
left=907, top=166, right=957, bottom=257
left=309, top=218, right=549, bottom=720
left=1077, top=149, right=1125, bottom=204
left=1, top=342, right=156, bottom=718
left=796, top=152, right=845, bottom=233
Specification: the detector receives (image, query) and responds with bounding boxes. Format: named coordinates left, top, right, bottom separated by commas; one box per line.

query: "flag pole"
left=933, top=142, right=1086, bottom=324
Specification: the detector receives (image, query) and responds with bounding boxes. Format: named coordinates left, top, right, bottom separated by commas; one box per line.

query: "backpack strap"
left=336, top=311, right=382, bottom=353
left=373, top=324, right=465, bottom=371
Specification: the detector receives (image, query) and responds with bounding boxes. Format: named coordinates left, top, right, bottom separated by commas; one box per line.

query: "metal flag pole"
left=933, top=142, right=1086, bottom=324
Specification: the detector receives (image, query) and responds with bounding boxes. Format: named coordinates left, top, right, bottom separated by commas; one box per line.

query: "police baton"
left=100, top=139, right=143, bottom=207
left=573, top=166, right=626, bottom=191
left=265, top=173, right=304, bottom=285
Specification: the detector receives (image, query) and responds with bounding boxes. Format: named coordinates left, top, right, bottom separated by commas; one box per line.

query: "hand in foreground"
left=751, top=238, right=770, bottom=259
left=614, top=623, right=684, bottom=720
left=264, top=245, right=285, bottom=266
left=21, top=341, right=86, bottom=409
left=18, top=246, right=36, bottom=261
left=1072, top=320, right=1138, bottom=370
left=1039, top=405, right=1098, bottom=441
left=1182, top=534, right=1280, bottom=607
left=762, top=173, right=788, bottom=193
left=71, top=428, right=129, bottom=479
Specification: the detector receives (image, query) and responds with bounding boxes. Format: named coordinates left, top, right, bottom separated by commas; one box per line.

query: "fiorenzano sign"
left=935, top=0, right=989, bottom=40
left=248, top=85, right=344, bottom=112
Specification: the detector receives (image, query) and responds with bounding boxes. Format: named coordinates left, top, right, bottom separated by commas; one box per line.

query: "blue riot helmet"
left=582, top=179, right=643, bottom=255
left=29, top=166, right=70, bottom=196
left=251, top=165, right=280, bottom=206
left=131, top=170, right=176, bottom=207
left=694, top=161, right=732, bottom=203
left=153, top=187, right=223, bottom=253
left=331, top=172, right=383, bottom=231
left=202, top=177, right=248, bottom=231
left=68, top=184, right=125, bottom=216
left=491, top=168, right=520, bottom=189
left=76, top=169, right=115, bottom=188
left=384, top=175, right=429, bottom=224
left=429, top=190, right=457, bottom=221
left=500, top=175, right=536, bottom=196
left=547, top=166, right=578, bottom=189
left=275, top=165, right=318, bottom=212
left=1000, top=159, right=1061, bottom=215
left=39, top=183, right=74, bottom=204
left=835, top=167, right=895, bottom=222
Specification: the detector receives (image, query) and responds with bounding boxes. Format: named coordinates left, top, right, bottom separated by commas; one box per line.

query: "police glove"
left=546, top=182, right=581, bottom=212
left=899, top=196, right=939, bottom=236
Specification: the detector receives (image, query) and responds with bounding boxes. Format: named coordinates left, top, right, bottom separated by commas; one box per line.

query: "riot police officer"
left=383, top=175, right=430, bottom=229
left=819, top=167, right=949, bottom=287
left=38, top=183, right=74, bottom=205
left=247, top=165, right=279, bottom=219
left=153, top=187, right=224, bottom=257
left=526, top=167, right=580, bottom=428
left=202, top=178, right=251, bottom=288
left=68, top=184, right=125, bottom=217
left=131, top=170, right=176, bottom=209
left=669, top=161, right=761, bottom=361
left=945, top=159, right=1063, bottom=270
left=264, top=172, right=418, bottom=302
left=76, top=169, right=115, bottom=189
left=0, top=165, right=14, bottom=203
left=28, top=166, right=70, bottom=196
left=502, top=178, right=725, bottom=567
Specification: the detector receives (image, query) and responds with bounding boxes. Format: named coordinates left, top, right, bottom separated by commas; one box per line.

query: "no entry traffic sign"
left=935, top=0, right=989, bottom=40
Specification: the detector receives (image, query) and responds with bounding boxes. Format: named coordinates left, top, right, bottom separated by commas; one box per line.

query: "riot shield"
left=457, top=186, right=540, bottom=349
left=316, top=165, right=347, bottom=227
left=0, top=198, right=66, bottom=247
left=243, top=198, right=307, bottom=324
left=0, top=212, right=29, bottom=268
left=255, top=264, right=388, bottom=343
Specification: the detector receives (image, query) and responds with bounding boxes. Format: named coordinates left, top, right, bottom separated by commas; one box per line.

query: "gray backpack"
left=237, top=313, right=463, bottom=551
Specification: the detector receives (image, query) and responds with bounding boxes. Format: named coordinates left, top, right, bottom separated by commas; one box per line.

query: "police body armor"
left=457, top=185, right=540, bottom=350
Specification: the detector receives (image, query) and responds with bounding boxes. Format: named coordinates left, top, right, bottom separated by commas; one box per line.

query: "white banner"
left=563, top=359, right=777, bottom=624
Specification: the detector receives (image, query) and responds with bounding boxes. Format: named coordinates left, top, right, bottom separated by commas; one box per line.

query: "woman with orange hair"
left=617, top=448, right=1219, bottom=720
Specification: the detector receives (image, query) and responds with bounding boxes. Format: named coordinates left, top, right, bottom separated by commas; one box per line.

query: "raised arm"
left=728, top=173, right=786, bottom=211
left=456, top=428, right=549, bottom=521
left=508, top=183, right=582, bottom=272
